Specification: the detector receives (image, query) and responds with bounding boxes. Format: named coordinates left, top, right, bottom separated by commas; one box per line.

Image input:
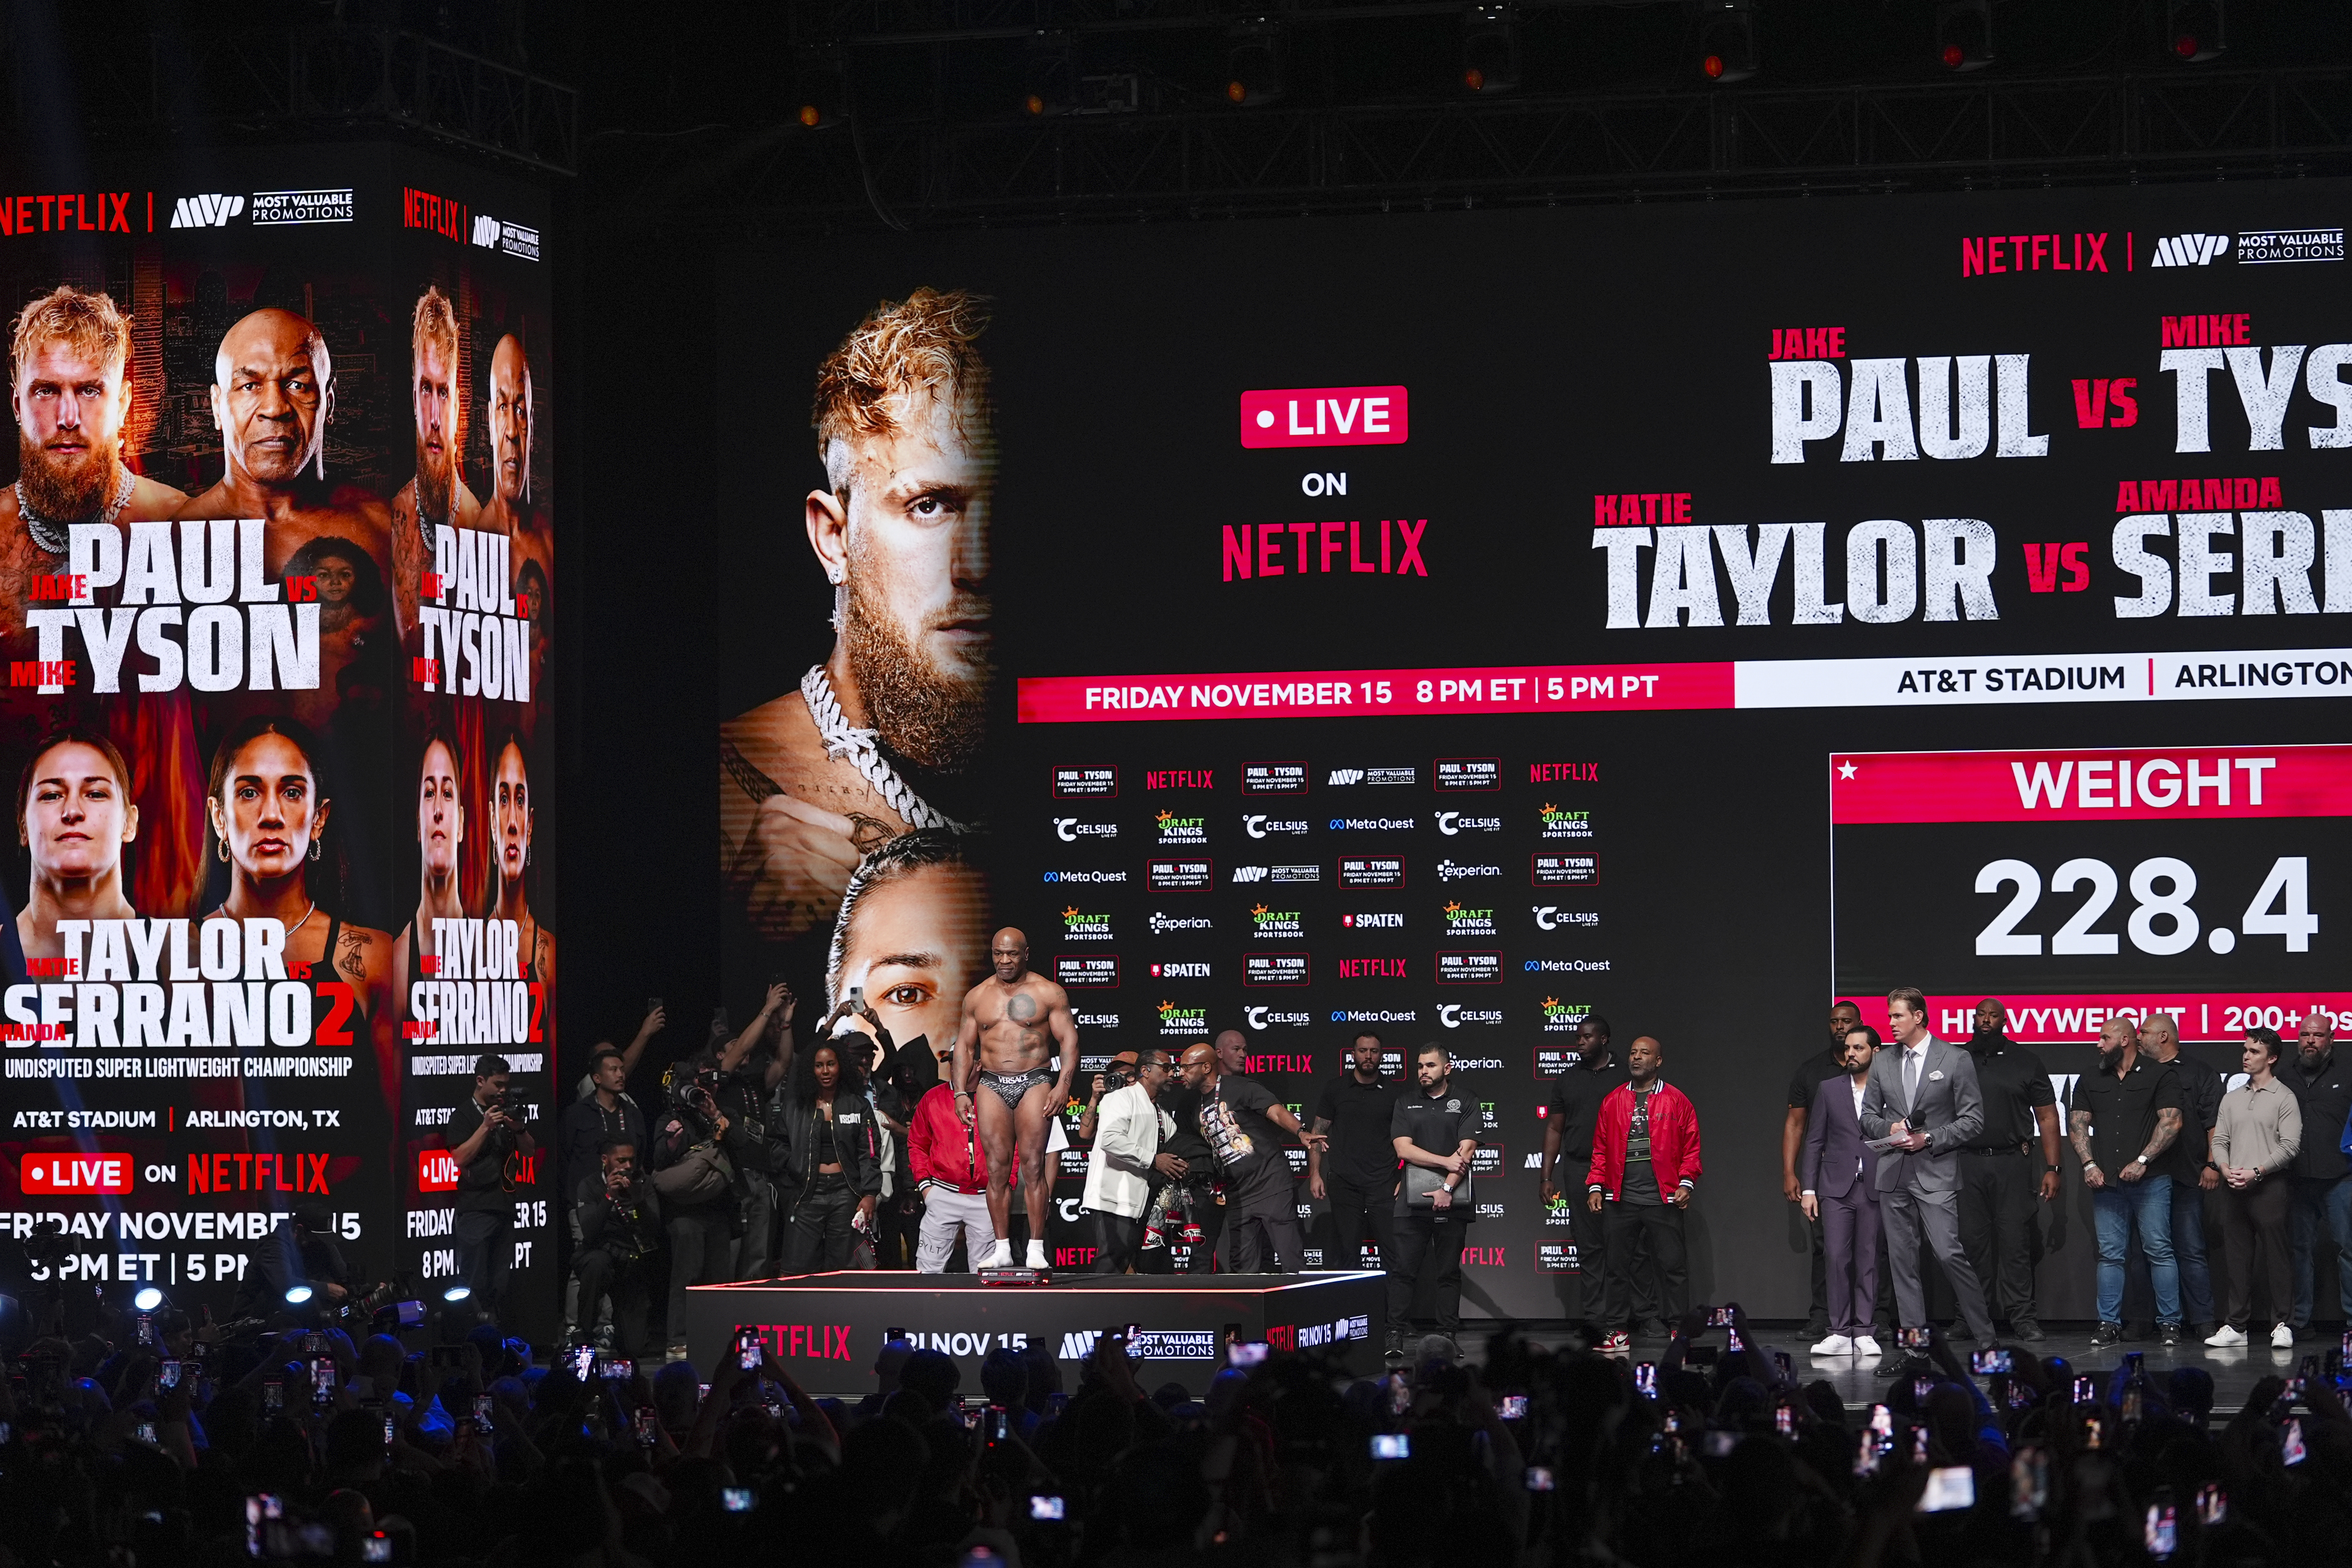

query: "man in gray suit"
left=1802, top=1021, right=1884, bottom=1356
left=1860, top=986, right=1999, bottom=1345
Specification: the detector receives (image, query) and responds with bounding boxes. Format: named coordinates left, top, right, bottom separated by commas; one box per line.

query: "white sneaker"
left=2205, top=1325, right=2248, bottom=1347
left=981, top=1238, right=1012, bottom=1270
left=1026, top=1238, right=1050, bottom=1270
left=2273, top=1322, right=2297, bottom=1349
left=1810, top=1334, right=1853, bottom=1356
left=1852, top=1336, right=1883, bottom=1358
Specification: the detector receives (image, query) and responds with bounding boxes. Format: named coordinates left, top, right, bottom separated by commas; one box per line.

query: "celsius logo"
left=1246, top=1007, right=1312, bottom=1029
left=2149, top=232, right=2230, bottom=267
left=1054, top=817, right=1117, bottom=841
left=1329, top=817, right=1415, bottom=831
left=1245, top=815, right=1310, bottom=838
left=1526, top=959, right=1613, bottom=973
left=1149, top=912, right=1214, bottom=934
left=1073, top=1012, right=1119, bottom=1028
left=1329, top=1009, right=1418, bottom=1023
left=1437, top=812, right=1502, bottom=835
left=1438, top=860, right=1501, bottom=881
left=1439, top=1005, right=1505, bottom=1029
left=170, top=193, right=245, bottom=228
left=1152, top=961, right=1211, bottom=978
left=1343, top=912, right=1405, bottom=928
left=1533, top=906, right=1600, bottom=930
left=1056, top=1197, right=1085, bottom=1224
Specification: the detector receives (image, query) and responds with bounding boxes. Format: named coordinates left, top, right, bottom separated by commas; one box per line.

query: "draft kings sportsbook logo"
left=1541, top=997, right=1590, bottom=1033
left=1158, top=1001, right=1208, bottom=1038
left=1538, top=805, right=1593, bottom=840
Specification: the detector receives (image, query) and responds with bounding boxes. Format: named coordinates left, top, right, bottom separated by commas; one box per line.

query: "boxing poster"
left=0, top=147, right=555, bottom=1333
left=725, top=184, right=2352, bottom=1321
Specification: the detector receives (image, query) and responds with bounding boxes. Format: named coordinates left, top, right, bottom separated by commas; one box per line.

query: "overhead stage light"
left=134, top=1287, right=164, bottom=1312
left=1462, top=6, right=1521, bottom=94
left=1225, top=18, right=1285, bottom=107
left=1697, top=0, right=1757, bottom=84
left=284, top=1284, right=314, bottom=1306
left=1936, top=0, right=1994, bottom=72
left=2168, top=0, right=2225, bottom=62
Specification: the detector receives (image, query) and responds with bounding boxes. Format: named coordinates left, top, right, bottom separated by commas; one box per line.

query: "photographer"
left=650, top=1056, right=752, bottom=1360
left=704, top=984, right=794, bottom=1279
left=573, top=1138, right=663, bottom=1355
left=447, top=1053, right=534, bottom=1318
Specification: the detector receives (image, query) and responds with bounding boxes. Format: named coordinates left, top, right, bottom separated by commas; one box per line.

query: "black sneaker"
left=2160, top=1323, right=2183, bottom=1347
left=1383, top=1331, right=1407, bottom=1364
left=2013, top=1321, right=2048, bottom=1343
left=1947, top=1322, right=1975, bottom=1342
left=2089, top=1322, right=2123, bottom=1347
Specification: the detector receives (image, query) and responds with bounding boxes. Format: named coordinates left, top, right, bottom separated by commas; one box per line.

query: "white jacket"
left=1082, top=1084, right=1173, bottom=1218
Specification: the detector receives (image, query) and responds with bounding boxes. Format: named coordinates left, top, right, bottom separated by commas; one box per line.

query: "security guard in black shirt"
left=1956, top=999, right=2060, bottom=1342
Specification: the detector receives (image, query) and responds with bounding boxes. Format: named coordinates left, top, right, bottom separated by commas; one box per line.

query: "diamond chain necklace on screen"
left=799, top=664, right=969, bottom=833
left=17, top=469, right=134, bottom=555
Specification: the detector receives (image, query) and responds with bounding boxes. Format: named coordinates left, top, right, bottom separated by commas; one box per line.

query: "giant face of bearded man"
left=815, top=381, right=994, bottom=773
left=14, top=331, right=130, bottom=524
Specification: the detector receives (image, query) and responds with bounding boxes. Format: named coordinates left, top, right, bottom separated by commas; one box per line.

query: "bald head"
left=1178, top=1041, right=1214, bottom=1090
left=1626, top=1034, right=1663, bottom=1082
left=1214, top=1030, right=1248, bottom=1074
left=2138, top=1011, right=2179, bottom=1059
left=989, top=927, right=1028, bottom=984
left=212, top=308, right=330, bottom=484
left=490, top=334, right=532, bottom=503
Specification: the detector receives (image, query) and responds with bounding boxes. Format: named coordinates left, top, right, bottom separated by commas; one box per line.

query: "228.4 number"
left=1975, top=855, right=2316, bottom=957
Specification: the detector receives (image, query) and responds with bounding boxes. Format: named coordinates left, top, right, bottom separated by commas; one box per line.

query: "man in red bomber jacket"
left=1586, top=1035, right=1702, bottom=1350
left=909, top=1081, right=1017, bottom=1272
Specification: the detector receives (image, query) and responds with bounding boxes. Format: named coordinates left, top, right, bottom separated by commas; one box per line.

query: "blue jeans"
left=2288, top=1175, right=2352, bottom=1327
left=2094, top=1176, right=2179, bottom=1326
left=2171, top=1180, right=2214, bottom=1326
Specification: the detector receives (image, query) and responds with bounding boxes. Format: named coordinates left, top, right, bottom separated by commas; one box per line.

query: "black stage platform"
left=684, top=1271, right=1387, bottom=1397
left=1518, top=1323, right=2318, bottom=1413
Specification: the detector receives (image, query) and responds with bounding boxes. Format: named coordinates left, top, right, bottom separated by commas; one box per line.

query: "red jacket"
left=906, top=1084, right=1016, bottom=1195
left=1585, top=1079, right=1703, bottom=1200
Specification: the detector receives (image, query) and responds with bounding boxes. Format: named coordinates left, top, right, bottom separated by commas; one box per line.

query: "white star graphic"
left=1837, top=760, right=1858, bottom=780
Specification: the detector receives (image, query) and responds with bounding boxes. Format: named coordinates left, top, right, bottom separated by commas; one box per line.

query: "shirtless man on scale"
left=951, top=927, right=1077, bottom=1271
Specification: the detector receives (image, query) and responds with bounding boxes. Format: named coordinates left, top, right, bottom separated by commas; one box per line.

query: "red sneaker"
left=1598, top=1331, right=1632, bottom=1353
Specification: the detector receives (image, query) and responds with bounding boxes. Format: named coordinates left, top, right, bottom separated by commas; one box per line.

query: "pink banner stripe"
left=1018, top=663, right=1736, bottom=723
left=1829, top=744, right=2352, bottom=825
left=1846, top=992, right=2351, bottom=1045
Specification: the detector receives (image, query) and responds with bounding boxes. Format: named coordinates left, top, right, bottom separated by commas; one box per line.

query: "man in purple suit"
left=1802, top=1022, right=1884, bottom=1357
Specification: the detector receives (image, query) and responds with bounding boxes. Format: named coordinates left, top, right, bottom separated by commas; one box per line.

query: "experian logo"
left=2149, top=232, right=2230, bottom=267
left=1149, top=912, right=1214, bottom=933
left=169, top=194, right=245, bottom=228
left=1438, top=860, right=1501, bottom=881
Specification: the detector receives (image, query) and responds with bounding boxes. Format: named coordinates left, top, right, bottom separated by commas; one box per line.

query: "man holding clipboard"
left=1387, top=1042, right=1484, bottom=1362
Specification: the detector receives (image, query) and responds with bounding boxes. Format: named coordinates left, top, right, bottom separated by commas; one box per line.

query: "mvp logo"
left=169, top=194, right=245, bottom=228
left=2150, top=232, right=2230, bottom=267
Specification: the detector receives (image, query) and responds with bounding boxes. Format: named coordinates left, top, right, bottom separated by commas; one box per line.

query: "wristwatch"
left=2132, top=1154, right=2150, bottom=1168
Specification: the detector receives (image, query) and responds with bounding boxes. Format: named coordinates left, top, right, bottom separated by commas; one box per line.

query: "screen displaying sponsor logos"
left=0, top=146, right=554, bottom=1331
left=721, top=177, right=2352, bottom=1319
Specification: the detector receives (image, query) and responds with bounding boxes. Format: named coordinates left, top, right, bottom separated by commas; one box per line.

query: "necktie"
left=1903, top=1049, right=1920, bottom=1113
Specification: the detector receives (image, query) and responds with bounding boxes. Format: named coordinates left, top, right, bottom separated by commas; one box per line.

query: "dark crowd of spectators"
left=0, top=1293, right=2343, bottom=1567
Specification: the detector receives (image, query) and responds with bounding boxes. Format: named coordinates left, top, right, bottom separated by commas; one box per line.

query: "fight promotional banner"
left=724, top=182, right=2352, bottom=1320
left=0, top=147, right=555, bottom=1334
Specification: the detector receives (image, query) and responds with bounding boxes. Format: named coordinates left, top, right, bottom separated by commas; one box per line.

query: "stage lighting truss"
left=1937, top=0, right=1994, bottom=73
left=1022, top=30, right=1075, bottom=117
left=1698, top=0, right=1757, bottom=85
